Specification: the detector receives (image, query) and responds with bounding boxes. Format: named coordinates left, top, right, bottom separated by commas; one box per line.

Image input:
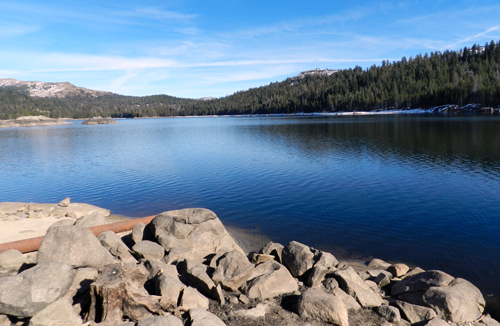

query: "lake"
left=1, top=115, right=500, bottom=296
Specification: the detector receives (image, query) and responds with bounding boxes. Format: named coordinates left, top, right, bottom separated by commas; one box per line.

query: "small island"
left=0, top=116, right=71, bottom=128
left=82, top=118, right=119, bottom=125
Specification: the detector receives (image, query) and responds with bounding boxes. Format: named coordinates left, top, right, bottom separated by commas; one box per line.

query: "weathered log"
left=89, top=264, right=165, bottom=325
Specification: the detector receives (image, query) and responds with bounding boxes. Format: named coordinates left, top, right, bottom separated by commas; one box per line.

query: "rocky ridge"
left=0, top=116, right=71, bottom=128
left=0, top=79, right=113, bottom=98
left=0, top=202, right=498, bottom=326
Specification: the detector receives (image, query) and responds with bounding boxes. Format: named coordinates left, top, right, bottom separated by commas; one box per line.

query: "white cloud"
left=442, top=25, right=500, bottom=50
left=114, top=7, right=197, bottom=21
left=0, top=24, right=40, bottom=39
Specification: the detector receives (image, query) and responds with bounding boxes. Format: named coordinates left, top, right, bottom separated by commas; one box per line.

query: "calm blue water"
left=1, top=115, right=500, bottom=295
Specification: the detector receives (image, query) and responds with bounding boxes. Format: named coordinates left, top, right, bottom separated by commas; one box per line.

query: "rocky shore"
left=0, top=116, right=71, bottom=128
left=0, top=200, right=498, bottom=326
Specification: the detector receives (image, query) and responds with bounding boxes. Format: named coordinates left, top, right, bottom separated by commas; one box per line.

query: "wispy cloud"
left=442, top=25, right=500, bottom=50
left=114, top=7, right=197, bottom=21
left=0, top=24, right=39, bottom=39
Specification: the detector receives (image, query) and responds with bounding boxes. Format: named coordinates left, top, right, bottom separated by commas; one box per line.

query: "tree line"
left=1, top=40, right=499, bottom=120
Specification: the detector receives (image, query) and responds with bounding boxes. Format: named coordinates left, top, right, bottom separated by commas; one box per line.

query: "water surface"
left=1, top=115, right=500, bottom=295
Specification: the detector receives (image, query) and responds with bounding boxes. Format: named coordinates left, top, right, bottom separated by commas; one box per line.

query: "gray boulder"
left=367, top=258, right=391, bottom=270
left=423, top=278, right=485, bottom=322
left=156, top=274, right=185, bottom=307
left=74, top=212, right=107, bottom=228
left=296, top=289, right=348, bottom=326
left=259, top=241, right=284, bottom=263
left=58, top=197, right=71, bottom=207
left=179, top=287, right=209, bottom=310
left=0, top=249, right=25, bottom=271
left=179, top=260, right=218, bottom=300
left=28, top=298, right=82, bottom=326
left=37, top=225, right=116, bottom=268
left=132, top=222, right=154, bottom=244
left=143, top=259, right=179, bottom=280
left=306, top=265, right=331, bottom=287
left=424, top=318, right=450, bottom=326
left=188, top=308, right=227, bottom=326
left=334, top=266, right=383, bottom=308
left=0, top=262, right=74, bottom=317
left=391, top=270, right=454, bottom=296
left=228, top=303, right=268, bottom=318
left=394, top=300, right=437, bottom=324
left=388, top=263, right=410, bottom=278
left=243, top=260, right=298, bottom=300
left=282, top=241, right=315, bottom=278
left=212, top=250, right=254, bottom=291
left=98, top=231, right=137, bottom=264
left=132, top=240, right=165, bottom=261
left=332, top=287, right=361, bottom=311
left=137, top=315, right=183, bottom=326
left=314, top=251, right=338, bottom=269
left=148, top=208, right=244, bottom=263
left=376, top=304, right=401, bottom=324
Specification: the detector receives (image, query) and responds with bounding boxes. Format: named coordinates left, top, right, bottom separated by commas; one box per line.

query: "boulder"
left=394, top=300, right=437, bottom=324
left=243, top=260, right=298, bottom=300
left=295, top=289, right=348, bottom=326
left=388, top=263, right=410, bottom=277
left=314, top=251, right=338, bottom=269
left=0, top=262, right=74, bottom=317
left=212, top=250, right=254, bottom=291
left=74, top=212, right=107, bottom=228
left=209, top=247, right=232, bottom=269
left=188, top=308, right=227, bottom=326
left=179, top=287, right=209, bottom=310
left=306, top=265, right=331, bottom=287
left=0, top=249, right=25, bottom=271
left=178, top=260, right=217, bottom=300
left=98, top=231, right=137, bottom=264
left=137, top=315, right=184, bottom=326
left=155, top=274, right=185, bottom=307
left=37, top=225, right=116, bottom=269
left=334, top=266, right=383, bottom=308
left=374, top=272, right=391, bottom=288
left=367, top=258, right=391, bottom=270
left=28, top=298, right=82, bottom=326
left=332, top=287, right=361, bottom=311
left=259, top=241, right=284, bottom=263
left=376, top=304, right=401, bottom=324
left=424, top=318, right=449, bottom=326
left=422, top=278, right=485, bottom=322
left=143, top=260, right=179, bottom=280
left=391, top=270, right=454, bottom=296
left=282, top=241, right=315, bottom=278
left=132, top=241, right=165, bottom=261
left=249, top=253, right=275, bottom=264
left=148, top=208, right=244, bottom=263
left=132, top=223, right=154, bottom=244
left=323, top=277, right=340, bottom=293
left=58, top=197, right=70, bottom=207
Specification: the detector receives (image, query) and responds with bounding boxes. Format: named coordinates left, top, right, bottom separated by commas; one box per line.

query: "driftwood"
left=89, top=264, right=165, bottom=325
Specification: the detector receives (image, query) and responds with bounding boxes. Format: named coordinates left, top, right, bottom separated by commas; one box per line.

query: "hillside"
left=1, top=40, right=499, bottom=119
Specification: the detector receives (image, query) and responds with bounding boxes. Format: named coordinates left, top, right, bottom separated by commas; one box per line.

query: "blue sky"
left=1, top=0, right=499, bottom=98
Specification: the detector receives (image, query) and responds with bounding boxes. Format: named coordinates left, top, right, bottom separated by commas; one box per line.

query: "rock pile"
left=0, top=207, right=498, bottom=326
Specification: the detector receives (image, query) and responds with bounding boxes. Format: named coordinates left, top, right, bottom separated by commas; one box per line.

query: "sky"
left=1, top=0, right=500, bottom=99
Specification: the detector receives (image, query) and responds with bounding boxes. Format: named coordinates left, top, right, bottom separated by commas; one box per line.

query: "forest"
left=1, top=40, right=499, bottom=119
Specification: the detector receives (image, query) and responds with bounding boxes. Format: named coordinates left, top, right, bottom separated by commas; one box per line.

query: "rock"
left=374, top=272, right=392, bottom=288
left=179, top=287, right=209, bottom=310
left=422, top=278, right=485, bottom=322
left=229, top=296, right=239, bottom=305
left=0, top=262, right=74, bottom=317
left=394, top=300, right=437, bottom=324
left=28, top=298, right=82, bottom=326
left=243, top=260, right=298, bottom=300
left=48, top=219, right=75, bottom=229
left=58, top=197, right=70, bottom=207
left=0, top=315, right=10, bottom=326
left=295, top=289, right=348, bottom=326
left=424, top=318, right=449, bottom=326
left=0, top=249, right=25, bottom=271
left=306, top=265, right=331, bottom=287
left=188, top=308, right=227, bottom=326
left=282, top=241, right=315, bottom=278
left=388, top=263, right=410, bottom=277
left=209, top=247, right=232, bottom=269
left=479, top=316, right=500, bottom=326
left=367, top=258, right=391, bottom=270
left=62, top=267, right=98, bottom=315
left=143, top=260, right=179, bottom=280
left=132, top=241, right=165, bottom=261
left=137, top=315, right=184, bottom=326
left=259, top=241, right=284, bottom=263
left=391, top=270, right=454, bottom=296
left=212, top=250, right=254, bottom=291
left=228, top=303, right=268, bottom=318
left=323, top=277, right=339, bottom=293
left=178, top=260, right=217, bottom=300
left=376, top=304, right=401, bottom=324
left=249, top=253, right=275, bottom=264
left=367, top=269, right=392, bottom=278
left=132, top=222, right=154, bottom=244
left=155, top=274, right=185, bottom=307
left=37, top=225, right=116, bottom=268
left=74, top=212, right=107, bottom=228
left=314, top=251, right=338, bottom=269
left=404, top=267, right=426, bottom=278
left=334, top=266, right=383, bottom=308
left=98, top=231, right=137, bottom=264
left=332, top=287, right=362, bottom=311
left=239, top=294, right=250, bottom=304
left=148, top=208, right=244, bottom=263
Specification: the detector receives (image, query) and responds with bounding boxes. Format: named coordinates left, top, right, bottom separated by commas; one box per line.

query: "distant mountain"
left=0, top=78, right=114, bottom=98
